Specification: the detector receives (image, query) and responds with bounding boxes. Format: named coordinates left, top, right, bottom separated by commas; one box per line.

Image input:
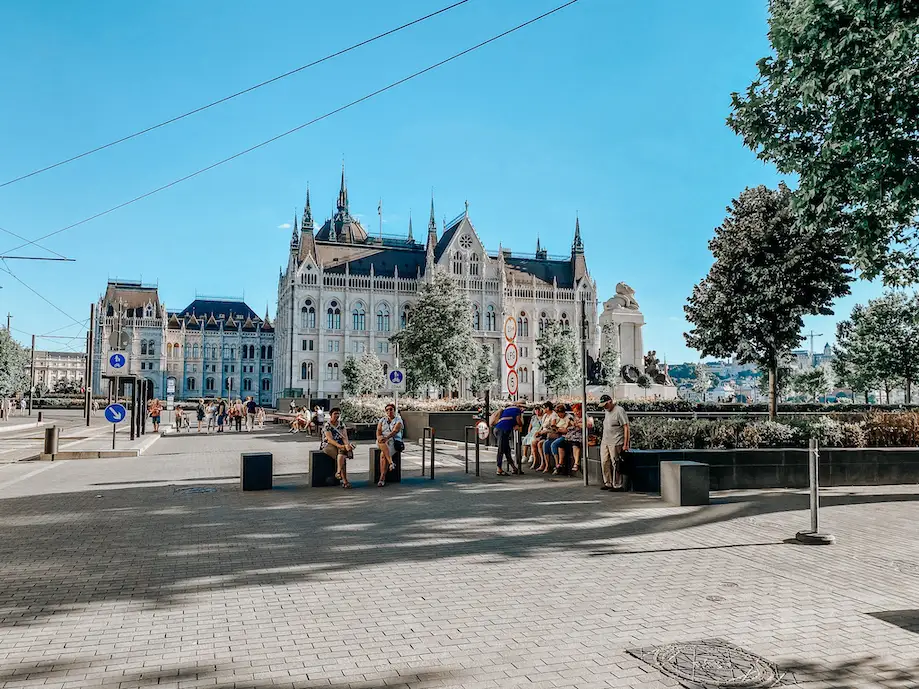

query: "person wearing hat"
left=599, top=394, right=630, bottom=490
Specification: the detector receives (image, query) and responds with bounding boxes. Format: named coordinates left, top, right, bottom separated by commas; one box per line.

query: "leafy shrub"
left=737, top=421, right=801, bottom=448
left=863, top=412, right=919, bottom=448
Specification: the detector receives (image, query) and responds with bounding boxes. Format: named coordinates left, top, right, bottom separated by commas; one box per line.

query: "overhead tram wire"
left=3, top=0, right=580, bottom=256
left=0, top=224, right=72, bottom=261
left=0, top=261, right=86, bottom=328
left=0, top=0, right=472, bottom=189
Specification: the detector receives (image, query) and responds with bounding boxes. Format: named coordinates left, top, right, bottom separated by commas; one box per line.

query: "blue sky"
left=0, top=0, right=885, bottom=361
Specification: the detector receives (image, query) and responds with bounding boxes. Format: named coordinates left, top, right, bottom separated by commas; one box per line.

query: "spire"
left=536, top=235, right=547, bottom=260
left=290, top=210, right=299, bottom=250
left=572, top=215, right=584, bottom=254
left=407, top=212, right=414, bottom=243
left=428, top=194, right=437, bottom=234
left=301, top=184, right=313, bottom=232
left=337, top=163, right=349, bottom=216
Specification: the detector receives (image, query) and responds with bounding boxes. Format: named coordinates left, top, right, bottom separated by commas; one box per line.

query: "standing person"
left=599, top=394, right=630, bottom=490
left=522, top=405, right=544, bottom=469
left=256, top=405, right=266, bottom=429
left=173, top=406, right=185, bottom=433
left=321, top=408, right=353, bottom=489
left=196, top=399, right=206, bottom=432
left=2, top=396, right=10, bottom=421
left=288, top=399, right=296, bottom=415
left=234, top=399, right=244, bottom=432
left=566, top=402, right=593, bottom=474
left=375, top=403, right=403, bottom=487
left=492, top=402, right=523, bottom=476
left=148, top=398, right=163, bottom=433
left=19, top=398, right=26, bottom=414
left=205, top=401, right=216, bottom=433
left=216, top=398, right=227, bottom=433
left=245, top=396, right=257, bottom=431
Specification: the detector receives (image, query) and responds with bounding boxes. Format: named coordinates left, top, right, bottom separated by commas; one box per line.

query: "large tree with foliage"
left=833, top=303, right=883, bottom=403
left=691, top=362, right=714, bottom=399
left=792, top=368, right=830, bottom=403
left=596, top=323, right=620, bottom=386
left=396, top=269, right=478, bottom=394
left=341, top=351, right=385, bottom=396
left=685, top=184, right=851, bottom=418
left=0, top=329, right=30, bottom=398
left=536, top=321, right=579, bottom=395
left=469, top=344, right=497, bottom=396
left=729, top=0, right=919, bottom=284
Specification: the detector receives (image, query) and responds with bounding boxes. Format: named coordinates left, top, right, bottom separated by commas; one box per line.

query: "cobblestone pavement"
left=1, top=431, right=918, bottom=688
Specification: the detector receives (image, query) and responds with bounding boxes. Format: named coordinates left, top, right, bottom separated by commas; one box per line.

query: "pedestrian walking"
left=148, top=398, right=163, bottom=433
left=173, top=406, right=185, bottom=433
left=205, top=401, right=216, bottom=433
left=217, top=399, right=227, bottom=433
left=256, top=406, right=266, bottom=429
left=245, top=396, right=257, bottom=431
left=196, top=399, right=205, bottom=432
left=233, top=399, right=244, bottom=432
left=491, top=403, right=523, bottom=476
left=599, top=394, right=630, bottom=490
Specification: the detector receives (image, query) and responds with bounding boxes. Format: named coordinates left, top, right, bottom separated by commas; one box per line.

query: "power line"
left=2, top=0, right=579, bottom=256
left=0, top=260, right=85, bottom=327
left=0, top=0, right=472, bottom=189
left=0, top=256, right=75, bottom=261
left=0, top=224, right=69, bottom=260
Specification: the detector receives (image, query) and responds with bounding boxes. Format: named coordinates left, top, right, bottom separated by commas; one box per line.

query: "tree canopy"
left=684, top=184, right=851, bottom=417
left=341, top=351, right=385, bottom=396
left=536, top=321, right=579, bottom=395
left=729, top=0, right=919, bottom=283
left=0, top=329, right=30, bottom=397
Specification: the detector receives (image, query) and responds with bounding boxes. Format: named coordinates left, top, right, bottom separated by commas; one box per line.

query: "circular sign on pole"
left=504, top=342, right=518, bottom=369
left=108, top=331, right=131, bottom=349
left=109, top=353, right=126, bottom=369
left=506, top=369, right=519, bottom=396
left=476, top=421, right=489, bottom=440
left=104, top=403, right=127, bottom=424
left=503, top=316, right=517, bottom=342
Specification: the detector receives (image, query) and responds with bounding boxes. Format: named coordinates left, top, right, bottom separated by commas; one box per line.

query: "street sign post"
left=105, top=399, right=126, bottom=450
left=108, top=331, right=131, bottom=349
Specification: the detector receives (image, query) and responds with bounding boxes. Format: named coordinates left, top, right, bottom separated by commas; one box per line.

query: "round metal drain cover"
left=654, top=640, right=782, bottom=687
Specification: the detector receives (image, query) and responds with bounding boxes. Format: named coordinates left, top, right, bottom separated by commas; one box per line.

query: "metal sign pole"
left=112, top=375, right=118, bottom=450
left=795, top=437, right=835, bottom=545
left=580, top=297, right=589, bottom=486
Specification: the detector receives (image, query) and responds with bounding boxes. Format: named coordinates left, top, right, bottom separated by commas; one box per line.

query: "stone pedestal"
left=240, top=452, right=273, bottom=491
left=660, top=460, right=709, bottom=506
left=369, top=446, right=402, bottom=483
left=310, top=450, right=340, bottom=488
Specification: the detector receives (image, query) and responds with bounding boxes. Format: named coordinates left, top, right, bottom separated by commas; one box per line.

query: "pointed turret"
left=298, top=184, right=316, bottom=263
left=301, top=184, right=313, bottom=231
left=572, top=215, right=584, bottom=254
left=536, top=235, right=547, bottom=260
left=407, top=213, right=414, bottom=243
left=571, top=215, right=588, bottom=282
left=427, top=194, right=437, bottom=244
left=290, top=210, right=299, bottom=251
left=337, top=164, right=349, bottom=217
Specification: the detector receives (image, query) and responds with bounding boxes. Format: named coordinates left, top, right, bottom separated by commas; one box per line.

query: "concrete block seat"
left=369, top=446, right=402, bottom=484
left=241, top=452, right=273, bottom=491
left=660, top=460, right=709, bottom=506
left=309, top=450, right=341, bottom=488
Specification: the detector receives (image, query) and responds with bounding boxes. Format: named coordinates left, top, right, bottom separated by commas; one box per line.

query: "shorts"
left=152, top=415, right=160, bottom=424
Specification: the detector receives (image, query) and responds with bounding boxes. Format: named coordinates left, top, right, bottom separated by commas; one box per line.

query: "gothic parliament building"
left=92, top=168, right=600, bottom=404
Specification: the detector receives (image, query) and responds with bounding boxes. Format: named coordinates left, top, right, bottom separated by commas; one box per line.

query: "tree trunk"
left=768, top=366, right=777, bottom=421
left=864, top=390, right=869, bottom=405
left=907, top=378, right=912, bottom=405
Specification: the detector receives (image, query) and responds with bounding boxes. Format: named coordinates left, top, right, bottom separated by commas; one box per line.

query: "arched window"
left=166, top=343, right=172, bottom=357
left=352, top=302, right=366, bottom=330
left=401, top=304, right=412, bottom=329
left=382, top=363, right=389, bottom=375
left=469, top=253, right=480, bottom=276
left=141, top=341, right=148, bottom=355
left=518, top=312, right=529, bottom=338
left=205, top=377, right=215, bottom=391
left=539, top=312, right=549, bottom=334
left=261, top=378, right=271, bottom=391
left=485, top=305, right=496, bottom=332
left=452, top=252, right=463, bottom=274
left=260, top=345, right=266, bottom=359
left=301, top=362, right=308, bottom=380
left=519, top=367, right=528, bottom=384
left=560, top=313, right=570, bottom=329
left=301, top=300, right=316, bottom=328
left=472, top=304, right=481, bottom=330
left=241, top=346, right=247, bottom=359
left=106, top=305, right=114, bottom=317
left=250, top=345, right=256, bottom=359
left=376, top=304, right=391, bottom=332
left=192, top=344, right=199, bottom=359
left=186, top=377, right=196, bottom=391
left=326, top=362, right=340, bottom=380
left=267, top=345, right=273, bottom=359
left=243, top=378, right=252, bottom=391
left=230, top=347, right=235, bottom=359
left=327, top=301, right=341, bottom=329
left=145, top=304, right=153, bottom=318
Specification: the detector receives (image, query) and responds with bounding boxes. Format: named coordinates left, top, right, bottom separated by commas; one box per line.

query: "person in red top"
left=148, top=398, right=163, bottom=432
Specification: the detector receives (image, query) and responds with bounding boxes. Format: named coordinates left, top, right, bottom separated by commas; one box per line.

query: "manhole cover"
left=628, top=638, right=794, bottom=688
left=174, top=486, right=217, bottom=494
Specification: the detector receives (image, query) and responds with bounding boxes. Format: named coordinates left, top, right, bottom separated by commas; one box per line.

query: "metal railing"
left=464, top=425, right=481, bottom=476
left=420, top=427, right=436, bottom=480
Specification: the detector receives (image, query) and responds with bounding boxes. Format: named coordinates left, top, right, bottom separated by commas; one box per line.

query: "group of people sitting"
left=489, top=394, right=631, bottom=490
left=316, top=404, right=403, bottom=490
left=287, top=405, right=327, bottom=434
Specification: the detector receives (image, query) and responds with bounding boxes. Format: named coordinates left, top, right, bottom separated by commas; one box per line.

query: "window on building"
left=518, top=312, right=529, bottom=338
left=469, top=253, right=480, bottom=276
left=539, top=312, right=549, bottom=334
left=206, top=377, right=215, bottom=391
left=145, top=304, right=153, bottom=318
left=148, top=341, right=155, bottom=356
left=212, top=346, right=218, bottom=359
left=141, top=341, right=148, bottom=355
left=267, top=365, right=272, bottom=373
left=241, top=346, right=247, bottom=359
left=471, top=304, right=480, bottom=330
left=486, top=305, right=496, bottom=331
left=261, top=378, right=271, bottom=391
left=267, top=345, right=273, bottom=359
left=231, top=365, right=235, bottom=373
left=377, top=341, right=389, bottom=354
left=327, top=301, right=341, bottom=329
left=401, top=305, right=412, bottom=329
left=352, top=302, right=366, bottom=331
left=352, top=341, right=365, bottom=354
left=328, top=340, right=340, bottom=353
left=260, top=345, right=266, bottom=359
left=301, top=300, right=316, bottom=328
left=520, top=346, right=528, bottom=358
left=376, top=304, right=390, bottom=332
left=326, top=362, right=340, bottom=380
left=560, top=313, right=570, bottom=329
left=243, top=378, right=252, bottom=391
left=302, top=339, right=308, bottom=351
left=452, top=252, right=463, bottom=275
left=519, top=367, right=528, bottom=384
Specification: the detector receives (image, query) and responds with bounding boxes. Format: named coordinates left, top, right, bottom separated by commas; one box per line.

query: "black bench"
left=241, top=452, right=273, bottom=491
left=369, top=446, right=402, bottom=484
left=309, top=450, right=341, bottom=488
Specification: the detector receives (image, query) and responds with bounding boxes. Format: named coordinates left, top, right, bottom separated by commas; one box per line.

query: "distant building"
left=92, top=280, right=275, bottom=404
left=33, top=350, right=86, bottom=390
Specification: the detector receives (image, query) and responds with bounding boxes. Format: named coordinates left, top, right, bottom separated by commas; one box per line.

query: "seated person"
left=375, top=403, right=404, bottom=487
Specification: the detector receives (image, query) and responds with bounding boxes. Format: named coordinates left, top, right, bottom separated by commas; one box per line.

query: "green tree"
left=691, top=362, right=714, bottom=399
left=536, top=321, right=578, bottom=395
left=684, top=184, right=851, bottom=419
left=729, top=1, right=919, bottom=283
left=636, top=373, right=653, bottom=395
left=397, top=270, right=478, bottom=394
left=793, top=368, right=830, bottom=403
left=341, top=351, right=385, bottom=396
left=0, top=329, right=30, bottom=397
left=757, top=365, right=794, bottom=402
left=597, top=323, right=620, bottom=386
left=857, top=292, right=919, bottom=403
left=833, top=303, right=883, bottom=403
left=469, top=344, right=497, bottom=397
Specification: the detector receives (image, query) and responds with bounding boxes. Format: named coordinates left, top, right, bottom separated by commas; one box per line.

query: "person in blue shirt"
left=491, top=403, right=523, bottom=476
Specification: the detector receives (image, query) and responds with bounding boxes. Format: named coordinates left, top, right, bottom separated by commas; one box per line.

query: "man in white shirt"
left=599, top=394, right=630, bottom=490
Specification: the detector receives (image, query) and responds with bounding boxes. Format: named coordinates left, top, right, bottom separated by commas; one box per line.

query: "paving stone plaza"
left=0, top=430, right=917, bottom=688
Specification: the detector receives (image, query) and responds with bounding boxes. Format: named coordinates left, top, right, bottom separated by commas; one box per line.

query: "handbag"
left=394, top=438, right=405, bottom=454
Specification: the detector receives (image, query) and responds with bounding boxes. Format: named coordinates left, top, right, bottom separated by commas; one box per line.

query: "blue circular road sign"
left=109, top=353, right=126, bottom=369
left=389, top=370, right=404, bottom=385
left=104, top=403, right=127, bottom=424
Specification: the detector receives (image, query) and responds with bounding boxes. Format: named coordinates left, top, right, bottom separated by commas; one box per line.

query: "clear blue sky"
left=0, top=0, right=884, bottom=361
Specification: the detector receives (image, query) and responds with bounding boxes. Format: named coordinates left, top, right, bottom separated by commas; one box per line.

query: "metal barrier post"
left=464, top=426, right=472, bottom=474
left=421, top=429, right=427, bottom=477
left=514, top=429, right=523, bottom=474
left=429, top=428, right=435, bottom=480
left=475, top=431, right=480, bottom=477
left=795, top=438, right=836, bottom=545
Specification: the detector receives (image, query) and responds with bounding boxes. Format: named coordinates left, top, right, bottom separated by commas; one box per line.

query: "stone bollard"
left=43, top=426, right=60, bottom=455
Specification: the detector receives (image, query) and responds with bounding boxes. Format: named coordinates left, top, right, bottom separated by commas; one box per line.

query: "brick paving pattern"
left=0, top=431, right=917, bottom=688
